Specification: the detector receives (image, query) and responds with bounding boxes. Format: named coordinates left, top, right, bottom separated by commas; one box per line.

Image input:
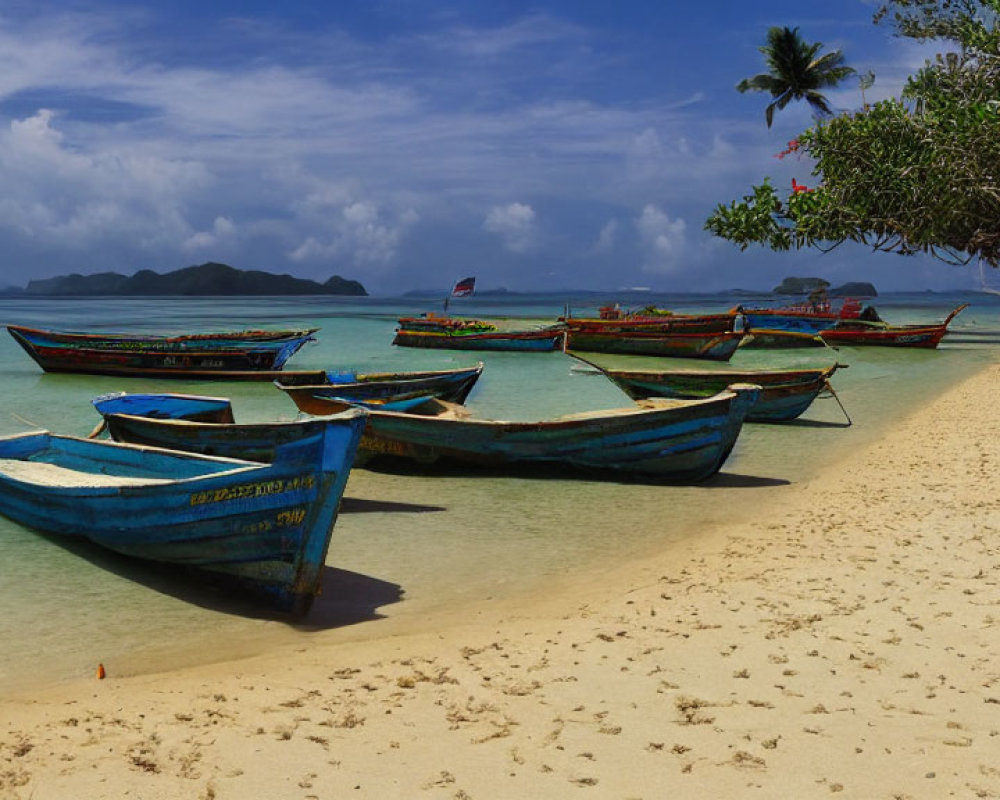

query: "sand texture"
left=1, top=365, right=998, bottom=799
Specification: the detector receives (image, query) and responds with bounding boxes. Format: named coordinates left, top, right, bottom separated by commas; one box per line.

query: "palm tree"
left=737, top=26, right=856, bottom=127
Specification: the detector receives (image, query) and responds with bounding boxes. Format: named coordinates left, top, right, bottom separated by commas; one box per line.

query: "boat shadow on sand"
left=341, top=497, right=446, bottom=513
left=37, top=533, right=404, bottom=627
left=777, top=417, right=852, bottom=429
left=702, top=472, right=791, bottom=488
left=356, top=458, right=789, bottom=487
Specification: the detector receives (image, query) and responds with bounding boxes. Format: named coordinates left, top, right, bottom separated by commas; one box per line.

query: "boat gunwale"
left=6, top=323, right=319, bottom=343
left=0, top=431, right=273, bottom=493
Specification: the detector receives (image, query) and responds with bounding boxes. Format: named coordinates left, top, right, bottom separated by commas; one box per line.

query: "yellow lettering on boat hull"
left=189, top=474, right=316, bottom=506
left=236, top=507, right=309, bottom=536
left=362, top=436, right=412, bottom=457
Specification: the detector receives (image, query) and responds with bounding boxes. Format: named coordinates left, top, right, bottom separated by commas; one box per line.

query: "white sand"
left=2, top=364, right=998, bottom=799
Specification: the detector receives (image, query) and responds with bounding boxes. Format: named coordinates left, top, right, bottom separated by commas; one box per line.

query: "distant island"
left=773, top=277, right=877, bottom=297
left=15, top=262, right=367, bottom=297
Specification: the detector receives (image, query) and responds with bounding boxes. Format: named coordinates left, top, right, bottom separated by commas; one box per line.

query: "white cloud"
left=438, top=14, right=584, bottom=58
left=289, top=198, right=418, bottom=269
left=636, top=205, right=687, bottom=275
left=184, top=216, right=236, bottom=251
left=0, top=109, right=210, bottom=250
left=484, top=202, right=537, bottom=253
left=595, top=219, right=618, bottom=253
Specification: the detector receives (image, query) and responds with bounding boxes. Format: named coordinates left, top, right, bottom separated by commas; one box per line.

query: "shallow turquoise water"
left=0, top=292, right=996, bottom=692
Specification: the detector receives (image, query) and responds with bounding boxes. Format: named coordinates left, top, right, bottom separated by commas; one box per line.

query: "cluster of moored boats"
left=0, top=299, right=967, bottom=614
left=393, top=299, right=969, bottom=354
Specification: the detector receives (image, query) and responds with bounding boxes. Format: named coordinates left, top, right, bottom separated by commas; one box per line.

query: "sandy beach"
left=2, top=362, right=999, bottom=799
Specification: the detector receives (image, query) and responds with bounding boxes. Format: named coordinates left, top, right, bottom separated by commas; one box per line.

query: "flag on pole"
left=451, top=277, right=476, bottom=297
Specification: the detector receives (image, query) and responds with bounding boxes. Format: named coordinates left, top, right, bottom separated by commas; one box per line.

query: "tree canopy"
left=706, top=0, right=1000, bottom=267
left=736, top=26, right=856, bottom=128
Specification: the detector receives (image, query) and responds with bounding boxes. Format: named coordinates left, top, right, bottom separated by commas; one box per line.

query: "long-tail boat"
left=818, top=304, right=968, bottom=348
left=94, top=386, right=759, bottom=481
left=393, top=315, right=564, bottom=351
left=563, top=328, right=745, bottom=360
left=566, top=305, right=738, bottom=332
left=303, top=387, right=759, bottom=481
left=0, top=409, right=366, bottom=614
left=561, top=308, right=744, bottom=359
left=571, top=354, right=845, bottom=423
left=6, top=324, right=318, bottom=378
left=273, top=362, right=484, bottom=414
left=737, top=298, right=866, bottom=347
left=740, top=298, right=862, bottom=330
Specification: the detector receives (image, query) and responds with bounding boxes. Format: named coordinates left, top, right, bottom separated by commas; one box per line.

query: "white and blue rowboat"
left=0, top=409, right=366, bottom=614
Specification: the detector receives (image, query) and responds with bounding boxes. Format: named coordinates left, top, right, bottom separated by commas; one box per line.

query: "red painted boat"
left=7, top=324, right=317, bottom=378
left=393, top=315, right=564, bottom=351
left=563, top=309, right=738, bottom=335
left=561, top=309, right=743, bottom=360
left=818, top=304, right=968, bottom=348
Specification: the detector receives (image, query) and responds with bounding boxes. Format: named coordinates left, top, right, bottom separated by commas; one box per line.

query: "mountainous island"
left=17, top=262, right=367, bottom=296
left=773, top=277, right=877, bottom=297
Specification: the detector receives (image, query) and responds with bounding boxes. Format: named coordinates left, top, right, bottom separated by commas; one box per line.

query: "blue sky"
left=0, top=1, right=978, bottom=294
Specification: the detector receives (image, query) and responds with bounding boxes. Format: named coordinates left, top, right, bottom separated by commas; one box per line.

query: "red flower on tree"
left=775, top=139, right=801, bottom=159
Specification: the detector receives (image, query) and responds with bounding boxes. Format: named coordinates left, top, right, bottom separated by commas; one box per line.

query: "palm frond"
left=739, top=25, right=856, bottom=126
left=805, top=92, right=834, bottom=116
left=738, top=74, right=786, bottom=95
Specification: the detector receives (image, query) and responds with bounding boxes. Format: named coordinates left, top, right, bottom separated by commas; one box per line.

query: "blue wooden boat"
left=575, top=358, right=844, bottom=423
left=273, top=363, right=484, bottom=414
left=311, top=387, right=761, bottom=481
left=738, top=299, right=873, bottom=348
left=0, top=410, right=366, bottom=614
left=93, top=394, right=365, bottom=465
left=6, top=324, right=317, bottom=378
left=92, top=392, right=235, bottom=423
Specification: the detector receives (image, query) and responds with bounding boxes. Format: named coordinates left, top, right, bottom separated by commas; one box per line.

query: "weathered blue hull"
left=275, top=363, right=484, bottom=415
left=93, top=392, right=235, bottom=423
left=589, top=364, right=842, bottom=423
left=0, top=412, right=366, bottom=614
left=353, top=386, right=760, bottom=481
left=742, top=312, right=832, bottom=335
left=102, top=412, right=360, bottom=465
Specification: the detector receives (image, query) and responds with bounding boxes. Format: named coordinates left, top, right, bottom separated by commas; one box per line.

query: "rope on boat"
left=10, top=412, right=41, bottom=429
left=824, top=381, right=853, bottom=427
left=87, top=419, right=108, bottom=439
